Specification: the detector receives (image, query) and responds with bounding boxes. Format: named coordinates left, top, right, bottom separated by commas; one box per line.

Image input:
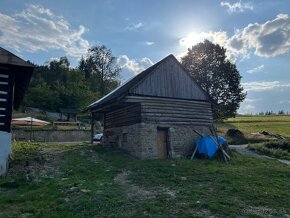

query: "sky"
left=0, top=0, right=290, bottom=114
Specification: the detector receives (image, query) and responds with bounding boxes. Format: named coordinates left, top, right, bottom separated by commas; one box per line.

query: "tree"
left=25, top=58, right=95, bottom=112
left=24, top=79, right=59, bottom=110
left=79, top=45, right=121, bottom=96
left=181, top=40, right=246, bottom=119
left=55, top=69, right=95, bottom=110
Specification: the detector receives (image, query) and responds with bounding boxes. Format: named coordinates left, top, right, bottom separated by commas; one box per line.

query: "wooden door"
left=157, top=129, right=167, bottom=159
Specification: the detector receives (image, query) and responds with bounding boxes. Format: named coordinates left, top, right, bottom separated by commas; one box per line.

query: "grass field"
left=1, top=142, right=290, bottom=217
left=215, top=115, right=290, bottom=143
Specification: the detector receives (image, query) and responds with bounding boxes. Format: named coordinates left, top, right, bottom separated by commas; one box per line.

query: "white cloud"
left=244, top=98, right=259, bottom=103
left=179, top=31, right=237, bottom=61
left=239, top=103, right=255, bottom=114
left=179, top=14, right=290, bottom=61
left=126, top=22, right=143, bottom=30
left=0, top=4, right=89, bottom=58
left=245, top=104, right=255, bottom=110
left=179, top=31, right=228, bottom=48
left=246, top=64, right=264, bottom=74
left=117, top=55, right=154, bottom=75
left=49, top=57, right=60, bottom=63
left=279, top=100, right=290, bottom=104
left=242, top=81, right=290, bottom=91
left=221, top=1, right=253, bottom=13
left=145, top=41, right=154, bottom=45
left=228, top=14, right=290, bottom=58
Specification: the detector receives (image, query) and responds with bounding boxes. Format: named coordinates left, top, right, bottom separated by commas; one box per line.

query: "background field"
left=216, top=115, right=290, bottom=138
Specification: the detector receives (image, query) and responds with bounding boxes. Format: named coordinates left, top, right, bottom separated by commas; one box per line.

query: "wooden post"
left=30, top=117, right=32, bottom=141
left=91, top=113, right=95, bottom=144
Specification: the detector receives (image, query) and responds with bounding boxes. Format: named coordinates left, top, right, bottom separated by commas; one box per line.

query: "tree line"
left=24, top=41, right=246, bottom=120
left=24, top=45, right=120, bottom=112
left=259, top=110, right=289, bottom=115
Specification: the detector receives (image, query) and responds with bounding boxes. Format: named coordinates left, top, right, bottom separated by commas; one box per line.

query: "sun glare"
left=179, top=31, right=228, bottom=49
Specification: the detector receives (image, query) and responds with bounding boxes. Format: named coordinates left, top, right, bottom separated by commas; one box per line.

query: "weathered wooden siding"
left=124, top=96, right=213, bottom=126
left=129, top=57, right=207, bottom=100
left=0, top=66, right=14, bottom=132
left=104, top=103, right=141, bottom=128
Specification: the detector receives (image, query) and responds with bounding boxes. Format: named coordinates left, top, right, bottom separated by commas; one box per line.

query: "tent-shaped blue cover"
left=195, top=136, right=226, bottom=158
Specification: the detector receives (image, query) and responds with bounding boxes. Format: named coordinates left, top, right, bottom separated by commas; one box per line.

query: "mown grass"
left=220, top=115, right=290, bottom=137
left=248, top=141, right=290, bottom=160
left=215, top=115, right=290, bottom=144
left=1, top=142, right=290, bottom=217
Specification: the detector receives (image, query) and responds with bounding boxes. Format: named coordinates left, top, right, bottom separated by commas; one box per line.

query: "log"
left=125, top=95, right=210, bottom=105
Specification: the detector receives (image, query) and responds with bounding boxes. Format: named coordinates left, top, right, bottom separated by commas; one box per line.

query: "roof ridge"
left=87, top=54, right=173, bottom=111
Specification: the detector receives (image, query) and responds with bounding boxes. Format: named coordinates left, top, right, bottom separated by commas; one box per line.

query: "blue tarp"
left=195, top=136, right=227, bottom=158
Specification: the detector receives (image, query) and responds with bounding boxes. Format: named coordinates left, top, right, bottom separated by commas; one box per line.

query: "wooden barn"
left=0, top=47, right=34, bottom=175
left=87, top=54, right=213, bottom=159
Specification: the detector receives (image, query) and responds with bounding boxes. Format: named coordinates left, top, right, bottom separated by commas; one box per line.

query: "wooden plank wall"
left=129, top=57, right=207, bottom=101
left=124, top=96, right=212, bottom=126
left=104, top=103, right=141, bottom=128
left=142, top=100, right=212, bottom=125
left=0, top=66, right=14, bottom=132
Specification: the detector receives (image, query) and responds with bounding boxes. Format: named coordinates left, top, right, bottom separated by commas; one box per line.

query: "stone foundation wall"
left=104, top=123, right=142, bottom=158
left=104, top=122, right=211, bottom=159
left=168, top=125, right=211, bottom=158
left=12, top=130, right=90, bottom=142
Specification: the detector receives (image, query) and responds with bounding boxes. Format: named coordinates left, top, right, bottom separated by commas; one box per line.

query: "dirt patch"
left=114, top=170, right=154, bottom=200
left=7, top=149, right=64, bottom=182
left=114, top=170, right=176, bottom=201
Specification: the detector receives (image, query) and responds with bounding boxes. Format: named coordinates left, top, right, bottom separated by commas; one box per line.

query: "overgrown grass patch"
left=12, top=142, right=42, bottom=161
left=1, top=142, right=290, bottom=217
left=249, top=141, right=290, bottom=160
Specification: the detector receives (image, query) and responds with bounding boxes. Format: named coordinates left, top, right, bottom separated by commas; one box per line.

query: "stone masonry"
left=104, top=122, right=211, bottom=159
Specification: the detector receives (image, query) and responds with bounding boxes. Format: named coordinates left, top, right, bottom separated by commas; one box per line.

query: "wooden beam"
left=125, top=95, right=211, bottom=105
left=90, top=113, right=95, bottom=144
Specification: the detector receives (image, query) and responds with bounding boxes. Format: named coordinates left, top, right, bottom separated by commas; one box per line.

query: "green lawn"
left=1, top=142, right=290, bottom=217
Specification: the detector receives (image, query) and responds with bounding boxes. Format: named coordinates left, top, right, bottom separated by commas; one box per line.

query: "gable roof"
left=87, top=54, right=210, bottom=112
left=0, top=47, right=34, bottom=109
left=0, top=47, right=34, bottom=67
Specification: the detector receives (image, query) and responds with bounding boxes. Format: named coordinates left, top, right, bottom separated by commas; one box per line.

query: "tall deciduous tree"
left=25, top=58, right=95, bottom=111
left=79, top=45, right=121, bottom=96
left=181, top=40, right=246, bottom=119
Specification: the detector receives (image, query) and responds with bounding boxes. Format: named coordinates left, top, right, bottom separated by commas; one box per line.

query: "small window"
left=122, top=133, right=128, bottom=142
